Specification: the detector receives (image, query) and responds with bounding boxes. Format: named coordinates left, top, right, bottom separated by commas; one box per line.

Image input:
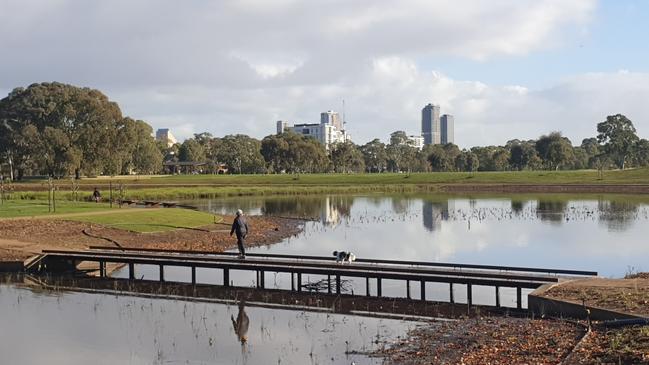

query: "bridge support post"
left=366, top=277, right=370, bottom=296
left=467, top=284, right=472, bottom=306
left=377, top=278, right=382, bottom=297
left=224, top=268, right=230, bottom=287
left=449, top=283, right=454, bottom=303
left=128, top=263, right=135, bottom=280
left=328, top=275, right=332, bottom=294
left=260, top=271, right=265, bottom=289
left=191, top=266, right=196, bottom=285
left=159, top=265, right=164, bottom=282
left=99, top=261, right=105, bottom=278
left=495, top=286, right=500, bottom=307
left=517, top=287, right=522, bottom=309
left=420, top=280, right=425, bottom=301
left=406, top=280, right=411, bottom=299
left=291, top=273, right=295, bottom=291
left=336, top=275, right=341, bottom=294
left=297, top=273, right=302, bottom=292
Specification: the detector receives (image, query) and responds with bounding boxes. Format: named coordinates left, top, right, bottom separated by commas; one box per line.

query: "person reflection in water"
left=231, top=300, right=249, bottom=345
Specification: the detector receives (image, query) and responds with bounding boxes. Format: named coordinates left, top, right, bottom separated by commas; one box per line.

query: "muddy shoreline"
left=0, top=215, right=304, bottom=262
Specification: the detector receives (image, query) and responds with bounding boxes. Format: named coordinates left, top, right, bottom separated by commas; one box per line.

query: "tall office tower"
left=441, top=114, right=454, bottom=144
left=320, top=110, right=343, bottom=130
left=421, top=103, right=441, bottom=145
left=276, top=120, right=289, bottom=134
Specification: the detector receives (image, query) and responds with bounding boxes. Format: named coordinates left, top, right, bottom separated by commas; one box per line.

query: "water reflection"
left=190, top=194, right=649, bottom=277
left=422, top=200, right=454, bottom=232
left=232, top=300, right=250, bottom=345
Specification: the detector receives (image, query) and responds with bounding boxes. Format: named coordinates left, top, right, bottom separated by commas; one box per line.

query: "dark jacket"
left=231, top=215, right=249, bottom=238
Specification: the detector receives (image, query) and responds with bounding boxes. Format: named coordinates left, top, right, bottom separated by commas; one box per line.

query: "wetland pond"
left=3, top=193, right=649, bottom=364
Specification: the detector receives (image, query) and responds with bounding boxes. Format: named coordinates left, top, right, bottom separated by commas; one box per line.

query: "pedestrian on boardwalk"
left=230, top=209, right=249, bottom=259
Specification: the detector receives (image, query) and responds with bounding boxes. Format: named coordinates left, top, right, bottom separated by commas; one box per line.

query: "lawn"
left=65, top=208, right=219, bottom=233
left=0, top=200, right=114, bottom=218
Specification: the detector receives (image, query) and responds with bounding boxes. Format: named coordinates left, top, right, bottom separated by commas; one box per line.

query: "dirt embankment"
left=441, top=184, right=649, bottom=194
left=0, top=215, right=303, bottom=261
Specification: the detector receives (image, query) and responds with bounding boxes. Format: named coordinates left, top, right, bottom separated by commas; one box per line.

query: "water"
left=0, top=279, right=418, bottom=365
left=188, top=194, right=649, bottom=277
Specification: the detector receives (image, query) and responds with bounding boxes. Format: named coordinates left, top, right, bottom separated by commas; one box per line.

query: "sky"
left=1, top=0, right=648, bottom=147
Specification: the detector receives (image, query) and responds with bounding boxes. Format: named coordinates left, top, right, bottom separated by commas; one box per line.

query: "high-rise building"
left=155, top=128, right=177, bottom=147
left=276, top=120, right=289, bottom=134
left=320, top=110, right=343, bottom=130
left=421, top=103, right=441, bottom=145
left=441, top=114, right=454, bottom=144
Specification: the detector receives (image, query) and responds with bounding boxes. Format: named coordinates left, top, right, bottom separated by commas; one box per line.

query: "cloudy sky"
left=1, top=0, right=648, bottom=147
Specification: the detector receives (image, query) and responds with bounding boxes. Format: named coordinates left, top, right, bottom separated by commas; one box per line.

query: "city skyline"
left=1, top=1, right=648, bottom=147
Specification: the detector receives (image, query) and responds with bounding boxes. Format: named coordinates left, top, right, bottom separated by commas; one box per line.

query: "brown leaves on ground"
left=379, top=317, right=584, bottom=364
left=544, top=278, right=649, bottom=317
left=0, top=215, right=303, bottom=260
left=566, top=325, right=649, bottom=364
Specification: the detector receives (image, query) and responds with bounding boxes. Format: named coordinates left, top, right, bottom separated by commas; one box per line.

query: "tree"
left=178, top=138, right=206, bottom=163
left=509, top=141, right=539, bottom=170
left=129, top=120, right=163, bottom=174
left=330, top=142, right=365, bottom=173
left=633, top=139, right=649, bottom=167
left=212, top=134, right=266, bottom=174
left=261, top=132, right=329, bottom=173
left=536, top=132, right=574, bottom=170
left=427, top=144, right=461, bottom=172
left=455, top=150, right=479, bottom=172
left=597, top=114, right=639, bottom=169
left=360, top=139, right=387, bottom=173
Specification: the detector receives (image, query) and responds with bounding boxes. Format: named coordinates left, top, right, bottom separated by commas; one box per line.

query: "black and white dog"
left=333, top=250, right=356, bottom=264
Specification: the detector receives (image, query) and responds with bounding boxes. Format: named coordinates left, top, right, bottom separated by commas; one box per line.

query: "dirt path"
left=0, top=215, right=303, bottom=261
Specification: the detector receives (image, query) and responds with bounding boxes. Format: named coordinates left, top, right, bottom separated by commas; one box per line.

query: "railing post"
left=297, top=273, right=302, bottom=292
left=366, top=277, right=370, bottom=296
left=495, top=286, right=500, bottom=307
left=449, top=283, right=454, bottom=303
left=467, top=284, right=472, bottom=306
left=191, top=266, right=196, bottom=285
left=517, top=287, right=522, bottom=309
left=99, top=261, right=105, bottom=278
left=377, top=278, right=382, bottom=297
left=260, top=270, right=265, bottom=288
left=420, top=280, right=425, bottom=301
left=159, top=265, right=164, bottom=282
left=224, top=268, right=230, bottom=287
left=128, top=263, right=135, bottom=280
left=336, top=275, right=341, bottom=294
left=291, top=272, right=295, bottom=291
left=328, top=275, right=332, bottom=294
left=406, top=280, right=411, bottom=299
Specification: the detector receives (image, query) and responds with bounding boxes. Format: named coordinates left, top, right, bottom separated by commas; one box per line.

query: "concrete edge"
left=528, top=282, right=647, bottom=321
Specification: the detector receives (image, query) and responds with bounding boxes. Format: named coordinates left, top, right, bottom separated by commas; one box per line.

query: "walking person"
left=230, top=209, right=249, bottom=259
left=92, top=187, right=101, bottom=203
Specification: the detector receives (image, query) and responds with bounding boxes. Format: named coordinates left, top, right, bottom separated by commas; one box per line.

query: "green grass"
left=66, top=208, right=219, bottom=233
left=12, top=168, right=649, bottom=186
left=0, top=200, right=114, bottom=218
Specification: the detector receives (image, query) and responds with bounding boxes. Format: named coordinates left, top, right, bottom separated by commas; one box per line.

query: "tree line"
left=1, top=82, right=647, bottom=179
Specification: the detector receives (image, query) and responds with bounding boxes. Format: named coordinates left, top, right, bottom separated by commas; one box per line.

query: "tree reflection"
left=261, top=196, right=353, bottom=226
left=535, top=200, right=567, bottom=224
left=598, top=199, right=639, bottom=232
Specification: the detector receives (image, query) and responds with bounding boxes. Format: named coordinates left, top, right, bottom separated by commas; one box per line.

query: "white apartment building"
left=276, top=111, right=351, bottom=150
left=155, top=128, right=177, bottom=147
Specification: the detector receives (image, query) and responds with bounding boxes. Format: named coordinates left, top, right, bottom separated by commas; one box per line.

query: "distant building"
left=421, top=103, right=441, bottom=145
left=421, top=104, right=455, bottom=145
left=408, top=135, right=425, bottom=150
left=441, top=114, right=454, bottom=144
left=156, top=128, right=177, bottom=147
left=276, top=110, right=350, bottom=150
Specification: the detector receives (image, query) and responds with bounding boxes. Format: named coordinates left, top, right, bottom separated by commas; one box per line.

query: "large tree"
left=261, top=132, right=329, bottom=173
left=330, top=141, right=365, bottom=173
left=212, top=134, right=266, bottom=174
left=360, top=139, right=387, bottom=173
left=536, top=132, right=574, bottom=170
left=0, top=82, right=146, bottom=178
left=597, top=114, right=639, bottom=169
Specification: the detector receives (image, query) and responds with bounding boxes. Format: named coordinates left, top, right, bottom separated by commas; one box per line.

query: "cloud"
left=2, top=0, right=627, bottom=147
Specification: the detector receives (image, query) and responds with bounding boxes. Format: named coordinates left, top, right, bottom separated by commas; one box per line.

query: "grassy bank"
left=66, top=208, right=219, bottom=233
left=10, top=168, right=649, bottom=187
left=0, top=200, right=114, bottom=218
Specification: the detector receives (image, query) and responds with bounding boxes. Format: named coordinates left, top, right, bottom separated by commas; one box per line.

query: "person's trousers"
left=237, top=236, right=246, bottom=256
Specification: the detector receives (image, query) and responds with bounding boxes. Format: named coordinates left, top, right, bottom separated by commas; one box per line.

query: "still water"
left=188, top=194, right=649, bottom=278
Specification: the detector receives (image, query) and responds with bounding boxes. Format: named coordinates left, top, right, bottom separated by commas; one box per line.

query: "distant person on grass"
left=230, top=209, right=249, bottom=259
left=92, top=187, right=101, bottom=203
